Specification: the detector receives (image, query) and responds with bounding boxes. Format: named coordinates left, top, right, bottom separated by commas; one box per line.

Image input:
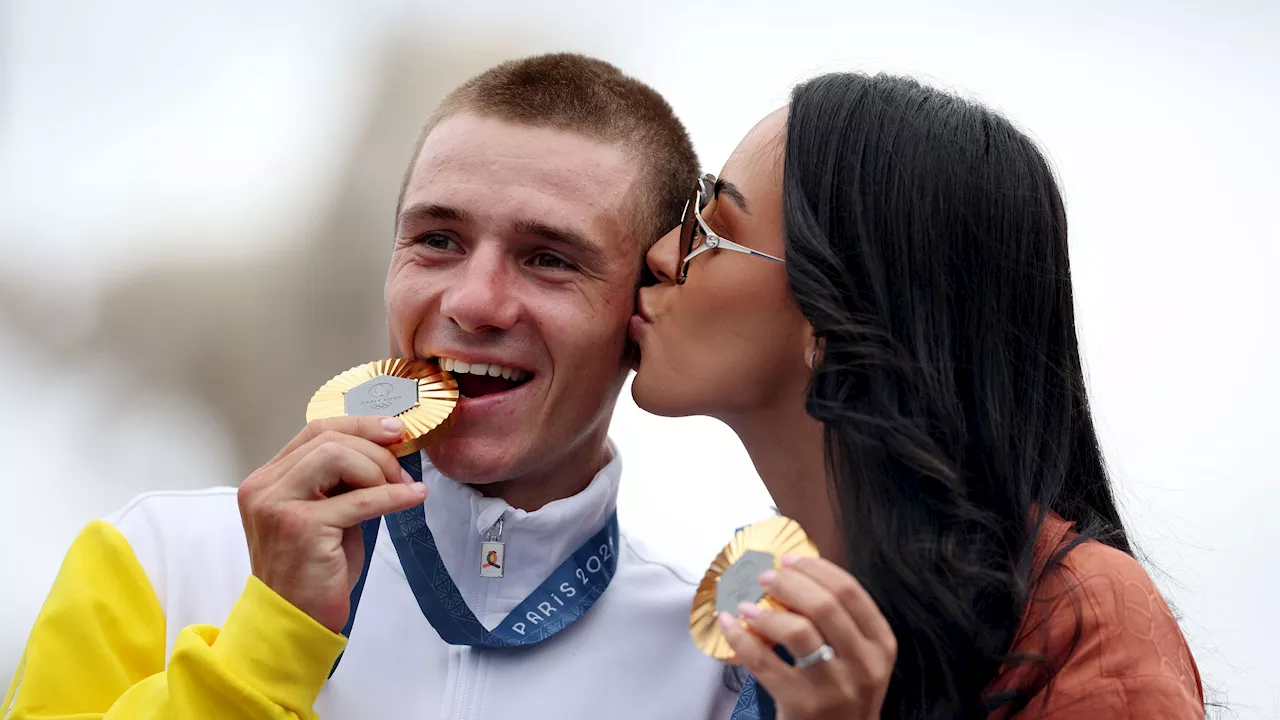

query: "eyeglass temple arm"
left=716, top=237, right=786, bottom=264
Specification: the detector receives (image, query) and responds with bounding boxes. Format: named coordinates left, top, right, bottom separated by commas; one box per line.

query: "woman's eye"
left=689, top=227, right=706, bottom=250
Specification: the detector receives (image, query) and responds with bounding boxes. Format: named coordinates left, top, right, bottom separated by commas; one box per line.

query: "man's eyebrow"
left=512, top=219, right=607, bottom=266
left=397, top=203, right=473, bottom=233
left=714, top=178, right=752, bottom=215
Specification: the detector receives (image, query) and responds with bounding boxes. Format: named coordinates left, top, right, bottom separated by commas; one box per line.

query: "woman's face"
left=631, top=108, right=813, bottom=420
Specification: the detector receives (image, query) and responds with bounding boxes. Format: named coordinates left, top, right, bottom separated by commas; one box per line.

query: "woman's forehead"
left=721, top=107, right=787, bottom=206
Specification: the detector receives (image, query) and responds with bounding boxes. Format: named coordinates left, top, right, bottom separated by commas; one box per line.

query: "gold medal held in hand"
left=306, top=358, right=458, bottom=457
left=690, top=515, right=820, bottom=662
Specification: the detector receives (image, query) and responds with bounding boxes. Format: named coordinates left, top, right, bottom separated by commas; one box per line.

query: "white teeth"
left=434, top=357, right=529, bottom=382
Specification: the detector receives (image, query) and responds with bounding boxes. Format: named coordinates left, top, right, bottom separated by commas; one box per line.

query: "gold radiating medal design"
left=690, top=515, right=820, bottom=662
left=306, top=358, right=458, bottom=457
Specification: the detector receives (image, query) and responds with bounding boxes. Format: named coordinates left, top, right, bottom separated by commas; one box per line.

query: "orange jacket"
left=991, top=511, right=1204, bottom=718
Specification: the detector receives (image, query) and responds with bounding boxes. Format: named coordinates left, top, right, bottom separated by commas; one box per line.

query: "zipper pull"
left=480, top=516, right=505, bottom=578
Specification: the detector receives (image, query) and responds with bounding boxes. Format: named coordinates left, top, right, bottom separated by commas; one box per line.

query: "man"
left=4, top=53, right=739, bottom=718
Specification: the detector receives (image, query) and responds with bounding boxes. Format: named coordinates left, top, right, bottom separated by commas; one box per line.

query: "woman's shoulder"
left=1052, top=538, right=1195, bottom=672
left=1041, top=521, right=1185, bottom=643
left=998, top=514, right=1204, bottom=717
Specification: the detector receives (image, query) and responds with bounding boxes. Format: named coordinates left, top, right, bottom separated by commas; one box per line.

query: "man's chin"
left=423, top=437, right=522, bottom=486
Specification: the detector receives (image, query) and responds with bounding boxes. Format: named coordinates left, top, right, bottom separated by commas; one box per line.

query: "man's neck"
left=474, top=431, right=614, bottom=512
left=725, top=395, right=846, bottom=565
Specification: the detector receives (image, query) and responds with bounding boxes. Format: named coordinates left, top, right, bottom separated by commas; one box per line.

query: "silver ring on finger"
left=794, top=643, right=836, bottom=669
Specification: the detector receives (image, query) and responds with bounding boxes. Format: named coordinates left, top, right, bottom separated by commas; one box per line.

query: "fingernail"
left=411, top=483, right=428, bottom=497
left=381, top=417, right=404, bottom=432
left=759, top=570, right=778, bottom=586
left=717, top=612, right=737, bottom=631
left=737, top=602, right=764, bottom=619
left=780, top=555, right=800, bottom=568
left=400, top=469, right=414, bottom=484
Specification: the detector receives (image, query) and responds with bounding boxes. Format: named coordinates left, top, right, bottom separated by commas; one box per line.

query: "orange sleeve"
left=995, top=541, right=1204, bottom=719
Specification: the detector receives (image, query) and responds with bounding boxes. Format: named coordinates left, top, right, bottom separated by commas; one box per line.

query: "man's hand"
left=238, top=416, right=427, bottom=634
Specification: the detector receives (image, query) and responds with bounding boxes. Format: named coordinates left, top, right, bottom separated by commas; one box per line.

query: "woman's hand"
left=718, top=556, right=897, bottom=720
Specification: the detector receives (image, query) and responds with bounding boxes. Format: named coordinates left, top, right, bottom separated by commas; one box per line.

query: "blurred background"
left=1, top=0, right=1276, bottom=715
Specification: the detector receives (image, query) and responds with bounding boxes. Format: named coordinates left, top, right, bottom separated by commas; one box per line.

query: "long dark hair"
left=784, top=73, right=1133, bottom=717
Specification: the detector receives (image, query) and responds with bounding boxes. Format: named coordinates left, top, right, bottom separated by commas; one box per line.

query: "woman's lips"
left=629, top=313, right=650, bottom=343
left=634, top=290, right=657, bottom=324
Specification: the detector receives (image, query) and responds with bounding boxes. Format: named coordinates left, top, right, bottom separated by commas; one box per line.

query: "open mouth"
left=435, top=356, right=533, bottom=399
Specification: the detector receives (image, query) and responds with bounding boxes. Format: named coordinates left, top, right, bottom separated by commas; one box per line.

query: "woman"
left=630, top=73, right=1204, bottom=719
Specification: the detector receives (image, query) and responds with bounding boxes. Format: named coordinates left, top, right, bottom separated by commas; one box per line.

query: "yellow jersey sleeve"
left=3, top=520, right=348, bottom=719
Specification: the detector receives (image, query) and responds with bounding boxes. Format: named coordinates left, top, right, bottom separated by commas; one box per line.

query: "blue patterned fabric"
left=728, top=643, right=793, bottom=718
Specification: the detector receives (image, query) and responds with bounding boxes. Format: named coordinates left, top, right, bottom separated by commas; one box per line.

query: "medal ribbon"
left=332, top=452, right=619, bottom=673
left=731, top=674, right=775, bottom=719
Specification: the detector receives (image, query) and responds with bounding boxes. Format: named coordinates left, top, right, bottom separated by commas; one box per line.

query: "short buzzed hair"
left=397, top=53, right=698, bottom=249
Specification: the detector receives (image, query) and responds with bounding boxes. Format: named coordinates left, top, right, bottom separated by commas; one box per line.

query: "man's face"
left=387, top=112, right=642, bottom=487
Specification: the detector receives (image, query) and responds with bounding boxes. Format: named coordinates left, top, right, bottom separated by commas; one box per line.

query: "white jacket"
left=105, top=447, right=740, bottom=719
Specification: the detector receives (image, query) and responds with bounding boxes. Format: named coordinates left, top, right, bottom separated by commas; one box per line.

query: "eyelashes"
left=405, top=234, right=579, bottom=274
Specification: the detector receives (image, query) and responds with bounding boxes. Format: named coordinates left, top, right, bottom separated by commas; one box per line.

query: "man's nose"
left=645, top=225, right=682, bottom=285
left=438, top=249, right=520, bottom=334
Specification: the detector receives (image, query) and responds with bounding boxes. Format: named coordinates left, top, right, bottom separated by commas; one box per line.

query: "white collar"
left=382, top=441, right=623, bottom=629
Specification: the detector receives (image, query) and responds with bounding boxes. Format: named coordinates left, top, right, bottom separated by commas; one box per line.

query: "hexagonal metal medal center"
left=715, top=550, right=775, bottom=615
left=344, top=375, right=419, bottom=417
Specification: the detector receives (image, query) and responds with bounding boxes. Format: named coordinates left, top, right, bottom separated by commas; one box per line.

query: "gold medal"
left=306, top=358, right=458, bottom=457
left=690, top=515, right=820, bottom=662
